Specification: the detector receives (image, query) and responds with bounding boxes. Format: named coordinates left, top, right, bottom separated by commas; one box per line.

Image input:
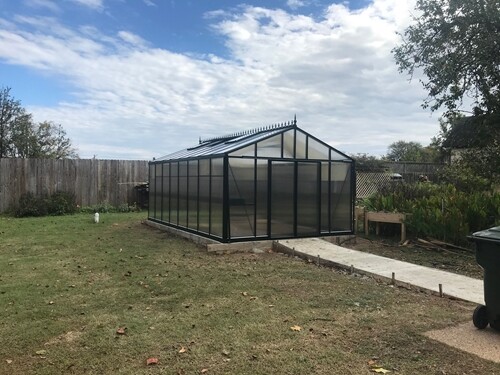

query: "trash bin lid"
left=471, top=226, right=500, bottom=243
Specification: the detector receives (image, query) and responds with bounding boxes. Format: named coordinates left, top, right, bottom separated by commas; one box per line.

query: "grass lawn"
left=0, top=212, right=498, bottom=374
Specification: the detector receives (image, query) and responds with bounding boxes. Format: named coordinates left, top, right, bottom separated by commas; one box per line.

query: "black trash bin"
left=469, top=226, right=500, bottom=330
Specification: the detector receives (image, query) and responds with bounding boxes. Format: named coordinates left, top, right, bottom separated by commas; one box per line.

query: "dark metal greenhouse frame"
left=148, top=119, right=356, bottom=243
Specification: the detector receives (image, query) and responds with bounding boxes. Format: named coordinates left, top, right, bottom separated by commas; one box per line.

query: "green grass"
left=0, top=212, right=498, bottom=374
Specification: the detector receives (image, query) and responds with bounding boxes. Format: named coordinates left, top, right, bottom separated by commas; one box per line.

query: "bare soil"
left=344, top=235, right=483, bottom=280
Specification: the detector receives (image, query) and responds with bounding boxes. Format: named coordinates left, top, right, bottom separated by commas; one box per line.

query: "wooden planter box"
left=364, top=211, right=408, bottom=242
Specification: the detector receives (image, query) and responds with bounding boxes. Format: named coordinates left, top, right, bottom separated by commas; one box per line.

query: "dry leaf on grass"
left=367, top=359, right=377, bottom=366
left=371, top=367, right=390, bottom=374
left=6, top=359, right=13, bottom=364
left=116, top=327, right=126, bottom=335
left=146, top=357, right=159, bottom=365
left=241, top=292, right=248, bottom=296
left=200, top=369, right=208, bottom=373
left=179, top=347, right=187, bottom=354
left=35, top=350, right=47, bottom=355
left=290, top=325, right=302, bottom=332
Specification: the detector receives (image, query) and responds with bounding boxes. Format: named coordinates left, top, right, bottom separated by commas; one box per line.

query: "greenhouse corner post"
left=223, top=155, right=229, bottom=241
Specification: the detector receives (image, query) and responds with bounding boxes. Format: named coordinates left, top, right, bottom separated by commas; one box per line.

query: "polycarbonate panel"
left=170, top=162, right=178, bottom=225
left=330, top=162, right=352, bottom=231
left=283, top=129, right=295, bottom=158
left=210, top=176, right=223, bottom=237
left=162, top=163, right=170, bottom=222
left=297, top=162, right=320, bottom=235
left=228, top=158, right=255, bottom=238
left=178, top=176, right=188, bottom=227
left=198, top=177, right=210, bottom=233
left=330, top=149, right=349, bottom=161
left=308, top=137, right=330, bottom=160
left=257, top=134, right=282, bottom=158
left=211, top=158, right=224, bottom=176
left=255, top=160, right=268, bottom=236
left=296, top=130, right=306, bottom=159
left=148, top=164, right=155, bottom=218
left=188, top=161, right=198, bottom=230
left=270, top=161, right=294, bottom=237
left=199, top=158, right=210, bottom=176
left=155, top=163, right=162, bottom=220
left=321, top=162, right=330, bottom=232
left=229, top=144, right=255, bottom=157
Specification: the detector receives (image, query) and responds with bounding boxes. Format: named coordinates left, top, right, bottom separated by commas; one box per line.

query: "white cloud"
left=24, top=0, right=61, bottom=12
left=286, top=0, right=306, bottom=10
left=0, top=0, right=445, bottom=159
left=143, top=0, right=156, bottom=6
left=69, top=0, right=104, bottom=10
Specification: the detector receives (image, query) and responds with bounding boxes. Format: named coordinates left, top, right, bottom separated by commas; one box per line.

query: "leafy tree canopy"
left=0, top=86, right=77, bottom=159
left=393, top=0, right=500, bottom=115
left=386, top=140, right=440, bottom=162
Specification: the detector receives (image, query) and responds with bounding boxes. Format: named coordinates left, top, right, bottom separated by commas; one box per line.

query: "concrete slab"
left=275, top=238, right=484, bottom=305
left=425, top=323, right=500, bottom=363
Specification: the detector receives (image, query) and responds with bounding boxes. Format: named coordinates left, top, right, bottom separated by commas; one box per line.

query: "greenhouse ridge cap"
left=198, top=117, right=297, bottom=145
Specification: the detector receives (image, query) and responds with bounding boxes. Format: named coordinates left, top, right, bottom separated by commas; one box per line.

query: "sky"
left=0, top=0, right=444, bottom=160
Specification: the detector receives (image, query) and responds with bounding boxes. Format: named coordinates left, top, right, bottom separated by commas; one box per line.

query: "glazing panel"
left=210, top=176, right=223, bottom=237
left=148, top=164, right=155, bottom=218
left=296, top=130, right=306, bottom=159
left=229, top=144, right=255, bottom=157
left=188, top=175, right=198, bottom=230
left=321, top=162, right=329, bottom=232
left=179, top=161, right=188, bottom=177
left=155, top=164, right=162, bottom=220
left=211, top=158, right=224, bottom=177
left=257, top=134, right=282, bottom=158
left=283, top=129, right=295, bottom=158
left=270, top=161, right=294, bottom=237
left=297, top=162, right=320, bottom=235
left=330, top=149, right=348, bottom=161
left=170, top=162, right=179, bottom=177
left=178, top=176, right=188, bottom=227
left=199, top=158, right=210, bottom=176
left=308, top=137, right=330, bottom=160
left=229, top=158, right=255, bottom=238
left=170, top=175, right=178, bottom=225
left=198, top=176, right=210, bottom=233
left=330, top=162, right=352, bottom=231
left=256, top=160, right=268, bottom=236
left=188, top=160, right=198, bottom=176
left=162, top=163, right=170, bottom=222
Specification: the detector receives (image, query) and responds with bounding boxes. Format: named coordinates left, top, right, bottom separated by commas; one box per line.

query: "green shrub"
left=13, top=192, right=49, bottom=217
left=363, top=183, right=500, bottom=245
left=47, top=191, right=77, bottom=215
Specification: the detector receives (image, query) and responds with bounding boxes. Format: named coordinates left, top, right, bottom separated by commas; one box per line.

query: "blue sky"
left=0, top=0, right=444, bottom=159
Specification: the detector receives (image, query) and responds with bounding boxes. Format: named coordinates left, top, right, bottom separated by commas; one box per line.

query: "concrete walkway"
left=275, top=237, right=484, bottom=305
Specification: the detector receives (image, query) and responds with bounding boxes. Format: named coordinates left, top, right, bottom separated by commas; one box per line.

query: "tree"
left=0, top=87, right=27, bottom=157
left=392, top=0, right=500, bottom=115
left=0, top=86, right=78, bottom=159
left=385, top=140, right=440, bottom=162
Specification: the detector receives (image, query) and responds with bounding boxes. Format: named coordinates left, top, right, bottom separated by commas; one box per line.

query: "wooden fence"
left=0, top=158, right=149, bottom=213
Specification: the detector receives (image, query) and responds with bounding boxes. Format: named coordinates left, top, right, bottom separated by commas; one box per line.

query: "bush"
left=13, top=192, right=49, bottom=217
left=13, top=191, right=77, bottom=217
left=47, top=191, right=77, bottom=215
left=363, top=183, right=500, bottom=246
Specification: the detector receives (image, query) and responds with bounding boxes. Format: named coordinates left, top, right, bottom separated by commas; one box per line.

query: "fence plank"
left=0, top=158, right=149, bottom=213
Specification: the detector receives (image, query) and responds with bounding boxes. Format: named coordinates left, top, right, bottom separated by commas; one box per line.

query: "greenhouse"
left=148, top=119, right=355, bottom=243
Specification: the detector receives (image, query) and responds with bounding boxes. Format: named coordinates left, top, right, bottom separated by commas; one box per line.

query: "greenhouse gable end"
left=148, top=120, right=355, bottom=243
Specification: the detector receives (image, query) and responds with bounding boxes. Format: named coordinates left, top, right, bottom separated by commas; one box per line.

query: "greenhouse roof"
left=156, top=119, right=352, bottom=162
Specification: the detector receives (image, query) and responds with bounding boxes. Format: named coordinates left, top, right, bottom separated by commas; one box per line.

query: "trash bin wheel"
left=473, top=305, right=488, bottom=329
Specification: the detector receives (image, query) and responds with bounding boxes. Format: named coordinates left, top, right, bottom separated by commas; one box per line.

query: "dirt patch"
left=342, top=236, right=483, bottom=279
left=425, top=323, right=500, bottom=364
left=44, top=331, right=83, bottom=346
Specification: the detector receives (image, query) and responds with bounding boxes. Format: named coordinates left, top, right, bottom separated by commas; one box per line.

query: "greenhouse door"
left=269, top=161, right=321, bottom=238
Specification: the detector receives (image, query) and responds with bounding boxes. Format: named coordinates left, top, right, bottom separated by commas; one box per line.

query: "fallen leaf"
left=222, top=349, right=230, bottom=356
left=179, top=346, right=187, bottom=354
left=290, top=325, right=301, bottom=332
left=249, top=296, right=257, bottom=300
left=36, top=350, right=47, bottom=355
left=146, top=357, right=159, bottom=365
left=371, top=367, right=391, bottom=374
left=48, top=301, right=54, bottom=305
left=368, top=359, right=377, bottom=366
left=241, top=292, right=248, bottom=296
left=200, top=369, right=208, bottom=374
left=6, top=359, right=13, bottom=364
left=116, top=327, right=126, bottom=335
